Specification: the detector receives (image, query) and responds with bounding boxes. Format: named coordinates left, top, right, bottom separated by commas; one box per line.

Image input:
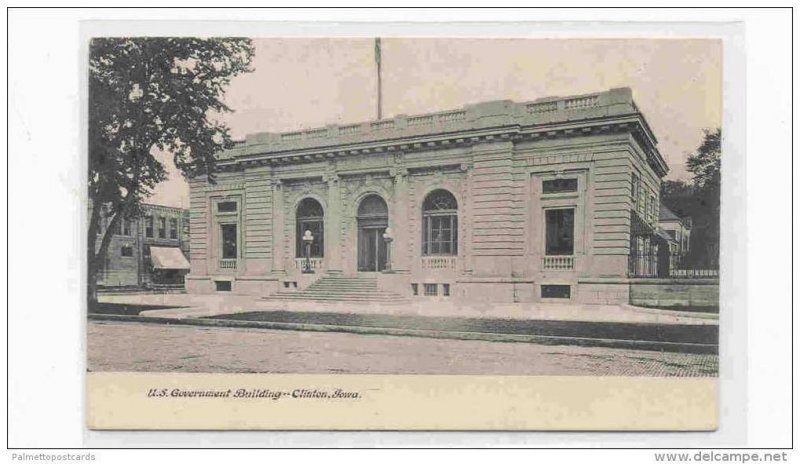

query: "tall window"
left=422, top=189, right=458, bottom=255
left=144, top=216, right=153, bottom=238
left=158, top=217, right=166, bottom=238
left=650, top=194, right=657, bottom=222
left=220, top=224, right=237, bottom=259
left=631, top=174, right=639, bottom=209
left=545, top=208, right=574, bottom=255
left=169, top=218, right=178, bottom=239
left=296, top=198, right=324, bottom=258
left=116, top=217, right=131, bottom=236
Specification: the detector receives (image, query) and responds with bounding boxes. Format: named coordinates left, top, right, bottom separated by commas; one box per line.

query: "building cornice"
left=214, top=87, right=669, bottom=178
left=141, top=203, right=189, bottom=214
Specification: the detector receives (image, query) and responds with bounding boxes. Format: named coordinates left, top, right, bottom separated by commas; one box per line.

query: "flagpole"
left=375, top=37, right=382, bottom=120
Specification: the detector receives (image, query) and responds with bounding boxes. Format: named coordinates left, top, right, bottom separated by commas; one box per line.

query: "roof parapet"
left=221, top=87, right=665, bottom=175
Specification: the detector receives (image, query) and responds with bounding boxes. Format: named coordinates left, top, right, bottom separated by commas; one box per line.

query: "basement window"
left=215, top=280, right=232, bottom=292
left=424, top=284, right=438, bottom=296
left=541, top=284, right=571, bottom=299
left=121, top=245, right=133, bottom=257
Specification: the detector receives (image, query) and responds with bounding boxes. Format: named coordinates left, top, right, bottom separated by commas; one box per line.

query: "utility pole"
left=375, top=37, right=382, bottom=120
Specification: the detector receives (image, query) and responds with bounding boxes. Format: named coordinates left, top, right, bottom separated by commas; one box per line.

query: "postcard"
left=86, top=36, right=721, bottom=430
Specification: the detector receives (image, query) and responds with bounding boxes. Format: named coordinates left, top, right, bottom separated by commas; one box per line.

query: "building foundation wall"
left=235, top=277, right=281, bottom=296
left=456, top=280, right=535, bottom=304
left=575, top=281, right=630, bottom=305
left=629, top=279, right=719, bottom=308
left=185, top=276, right=215, bottom=294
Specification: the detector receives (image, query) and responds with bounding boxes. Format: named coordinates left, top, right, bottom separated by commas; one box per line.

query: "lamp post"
left=302, top=230, right=314, bottom=274
left=382, top=227, right=393, bottom=272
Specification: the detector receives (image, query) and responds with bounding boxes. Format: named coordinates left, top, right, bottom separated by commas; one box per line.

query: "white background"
left=3, top=5, right=794, bottom=461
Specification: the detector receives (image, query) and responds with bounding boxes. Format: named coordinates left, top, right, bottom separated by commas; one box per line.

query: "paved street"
left=88, top=320, right=717, bottom=376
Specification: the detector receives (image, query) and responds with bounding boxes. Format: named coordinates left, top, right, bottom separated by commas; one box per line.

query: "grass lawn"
left=205, top=310, right=718, bottom=345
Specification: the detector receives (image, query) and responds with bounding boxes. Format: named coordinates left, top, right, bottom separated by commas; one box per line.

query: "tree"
left=687, top=128, right=721, bottom=191
left=660, top=128, right=721, bottom=268
left=88, top=38, right=254, bottom=304
left=660, top=179, right=694, bottom=219
left=686, top=128, right=721, bottom=268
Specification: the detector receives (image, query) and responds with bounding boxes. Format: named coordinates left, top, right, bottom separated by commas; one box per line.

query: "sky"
left=150, top=38, right=721, bottom=208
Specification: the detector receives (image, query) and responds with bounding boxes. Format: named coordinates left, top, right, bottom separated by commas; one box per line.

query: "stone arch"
left=285, top=192, right=330, bottom=258
left=350, top=187, right=392, bottom=220
left=353, top=192, right=390, bottom=272
left=413, top=178, right=466, bottom=260
left=291, top=194, right=327, bottom=259
left=420, top=188, right=459, bottom=256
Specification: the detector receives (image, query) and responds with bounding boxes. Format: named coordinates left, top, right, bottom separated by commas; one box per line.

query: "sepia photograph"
left=87, top=37, right=720, bottom=377
left=82, top=35, right=723, bottom=430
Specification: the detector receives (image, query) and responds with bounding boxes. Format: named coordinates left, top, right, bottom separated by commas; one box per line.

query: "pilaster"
left=325, top=171, right=343, bottom=272
left=271, top=179, right=285, bottom=274
left=390, top=161, right=410, bottom=272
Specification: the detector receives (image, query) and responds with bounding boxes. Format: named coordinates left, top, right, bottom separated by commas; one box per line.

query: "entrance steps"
left=264, top=275, right=409, bottom=304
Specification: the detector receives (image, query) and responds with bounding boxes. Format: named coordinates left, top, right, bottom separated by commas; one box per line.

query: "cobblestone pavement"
left=87, top=321, right=718, bottom=376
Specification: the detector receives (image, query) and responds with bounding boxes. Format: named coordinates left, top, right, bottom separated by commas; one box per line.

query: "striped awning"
left=150, top=246, right=190, bottom=270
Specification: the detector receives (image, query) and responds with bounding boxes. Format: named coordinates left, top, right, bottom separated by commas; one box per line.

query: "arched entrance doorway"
left=295, top=197, right=324, bottom=259
left=356, top=194, right=388, bottom=272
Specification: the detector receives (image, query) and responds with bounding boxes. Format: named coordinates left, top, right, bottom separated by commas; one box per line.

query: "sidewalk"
left=98, top=292, right=717, bottom=325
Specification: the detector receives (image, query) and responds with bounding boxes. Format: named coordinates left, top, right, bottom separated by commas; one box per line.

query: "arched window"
left=296, top=198, right=324, bottom=258
left=422, top=189, right=458, bottom=255
left=357, top=194, right=388, bottom=218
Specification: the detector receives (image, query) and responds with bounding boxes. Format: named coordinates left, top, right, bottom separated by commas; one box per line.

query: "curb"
left=88, top=313, right=718, bottom=355
left=621, top=304, right=719, bottom=321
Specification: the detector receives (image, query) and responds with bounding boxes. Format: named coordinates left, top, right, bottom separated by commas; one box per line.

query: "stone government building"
left=187, top=87, right=692, bottom=305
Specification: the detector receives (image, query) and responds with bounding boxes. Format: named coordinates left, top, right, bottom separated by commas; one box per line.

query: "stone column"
left=271, top=179, right=285, bottom=274
left=391, top=167, right=410, bottom=272
left=325, top=173, right=342, bottom=273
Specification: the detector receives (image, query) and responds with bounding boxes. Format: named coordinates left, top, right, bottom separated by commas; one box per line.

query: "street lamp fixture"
left=302, top=230, right=314, bottom=274
left=382, top=227, right=393, bottom=272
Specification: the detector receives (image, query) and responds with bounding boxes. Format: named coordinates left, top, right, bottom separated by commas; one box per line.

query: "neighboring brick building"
left=186, top=87, right=675, bottom=304
left=94, top=203, right=190, bottom=289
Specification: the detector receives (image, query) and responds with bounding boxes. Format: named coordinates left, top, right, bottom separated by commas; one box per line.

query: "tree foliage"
left=660, top=128, right=721, bottom=268
left=686, top=128, right=721, bottom=190
left=88, top=37, right=254, bottom=301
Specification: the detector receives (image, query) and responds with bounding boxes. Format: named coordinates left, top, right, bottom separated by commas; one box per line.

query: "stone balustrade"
left=542, top=255, right=574, bottom=270
left=526, top=101, right=558, bottom=114
left=564, top=95, right=599, bottom=110
left=226, top=87, right=640, bottom=159
left=294, top=257, right=324, bottom=270
left=218, top=258, right=237, bottom=270
left=421, top=256, right=457, bottom=270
